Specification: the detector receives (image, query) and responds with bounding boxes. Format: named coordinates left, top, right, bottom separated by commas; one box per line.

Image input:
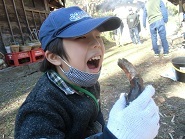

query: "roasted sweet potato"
left=118, top=58, right=144, bottom=105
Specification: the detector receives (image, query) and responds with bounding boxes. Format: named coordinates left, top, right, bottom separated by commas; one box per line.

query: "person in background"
left=113, top=20, right=124, bottom=46
left=182, top=3, right=185, bottom=40
left=113, top=7, right=125, bottom=46
left=14, top=6, right=160, bottom=139
left=127, top=7, right=142, bottom=45
left=143, top=0, right=169, bottom=57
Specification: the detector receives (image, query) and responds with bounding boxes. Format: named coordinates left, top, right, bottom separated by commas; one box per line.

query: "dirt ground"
left=0, top=37, right=185, bottom=139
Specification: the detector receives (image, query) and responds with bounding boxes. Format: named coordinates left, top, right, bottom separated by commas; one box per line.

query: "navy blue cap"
left=39, top=6, right=121, bottom=51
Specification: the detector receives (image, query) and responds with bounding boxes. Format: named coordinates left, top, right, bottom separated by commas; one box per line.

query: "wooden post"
left=21, top=0, right=31, bottom=34
left=2, top=0, right=15, bottom=42
left=12, top=0, right=24, bottom=43
left=31, top=11, right=37, bottom=30
left=44, top=0, right=49, bottom=12
left=0, top=28, right=5, bottom=46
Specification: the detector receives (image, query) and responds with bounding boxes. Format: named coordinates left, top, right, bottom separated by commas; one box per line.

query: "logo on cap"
left=69, top=11, right=90, bottom=21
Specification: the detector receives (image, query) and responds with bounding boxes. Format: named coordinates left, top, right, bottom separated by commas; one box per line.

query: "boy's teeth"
left=89, top=56, right=100, bottom=61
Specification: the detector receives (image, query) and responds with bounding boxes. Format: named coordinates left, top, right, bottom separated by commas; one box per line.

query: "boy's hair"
left=40, top=38, right=69, bottom=72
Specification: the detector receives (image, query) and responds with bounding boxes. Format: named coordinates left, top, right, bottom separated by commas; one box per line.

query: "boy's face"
left=61, top=29, right=105, bottom=73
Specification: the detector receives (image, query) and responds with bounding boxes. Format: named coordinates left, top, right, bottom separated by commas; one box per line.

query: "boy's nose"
left=91, top=39, right=101, bottom=48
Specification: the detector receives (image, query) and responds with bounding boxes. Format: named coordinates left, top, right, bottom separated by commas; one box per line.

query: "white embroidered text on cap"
left=69, top=11, right=90, bottom=21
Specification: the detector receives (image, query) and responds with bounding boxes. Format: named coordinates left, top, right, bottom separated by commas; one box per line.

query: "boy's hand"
left=107, top=85, right=160, bottom=139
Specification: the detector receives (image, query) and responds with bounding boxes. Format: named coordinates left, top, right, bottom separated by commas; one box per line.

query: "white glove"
left=107, top=85, right=160, bottom=139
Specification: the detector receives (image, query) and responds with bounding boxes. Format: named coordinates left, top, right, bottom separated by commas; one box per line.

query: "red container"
left=30, top=48, right=45, bottom=62
left=5, top=51, right=32, bottom=66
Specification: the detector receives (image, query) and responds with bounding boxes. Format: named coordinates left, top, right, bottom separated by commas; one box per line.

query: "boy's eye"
left=75, top=36, right=86, bottom=40
left=96, top=36, right=101, bottom=39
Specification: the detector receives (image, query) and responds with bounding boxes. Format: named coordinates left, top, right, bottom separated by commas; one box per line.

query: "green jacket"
left=143, top=0, right=168, bottom=27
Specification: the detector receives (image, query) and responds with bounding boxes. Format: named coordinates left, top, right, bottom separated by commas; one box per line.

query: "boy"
left=14, top=6, right=159, bottom=139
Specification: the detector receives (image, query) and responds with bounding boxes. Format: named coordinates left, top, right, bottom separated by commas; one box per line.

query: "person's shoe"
left=137, top=42, right=142, bottom=45
left=133, top=42, right=137, bottom=45
left=154, top=54, right=160, bottom=57
left=163, top=53, right=169, bottom=57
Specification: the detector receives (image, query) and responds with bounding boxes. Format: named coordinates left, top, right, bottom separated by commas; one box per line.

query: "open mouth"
left=87, top=56, right=100, bottom=69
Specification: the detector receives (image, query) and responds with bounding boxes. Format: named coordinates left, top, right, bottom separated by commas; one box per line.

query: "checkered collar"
left=46, top=70, right=76, bottom=95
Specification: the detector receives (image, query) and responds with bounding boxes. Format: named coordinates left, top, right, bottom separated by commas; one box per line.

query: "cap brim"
left=57, top=16, right=121, bottom=38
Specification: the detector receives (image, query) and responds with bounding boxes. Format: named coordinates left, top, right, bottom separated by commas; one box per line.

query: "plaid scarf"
left=47, top=70, right=75, bottom=95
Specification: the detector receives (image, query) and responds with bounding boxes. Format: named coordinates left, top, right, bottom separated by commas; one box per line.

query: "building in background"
left=0, top=0, right=65, bottom=54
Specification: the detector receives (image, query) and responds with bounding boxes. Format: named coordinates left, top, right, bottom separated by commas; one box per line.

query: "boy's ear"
left=45, top=50, right=62, bottom=66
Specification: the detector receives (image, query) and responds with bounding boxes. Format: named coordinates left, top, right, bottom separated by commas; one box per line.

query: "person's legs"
left=150, top=23, right=159, bottom=54
left=157, top=20, right=169, bottom=54
left=129, top=28, right=136, bottom=44
left=120, top=21, right=124, bottom=36
left=114, top=27, right=122, bottom=46
left=134, top=27, right=141, bottom=44
left=119, top=22, right=124, bottom=46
